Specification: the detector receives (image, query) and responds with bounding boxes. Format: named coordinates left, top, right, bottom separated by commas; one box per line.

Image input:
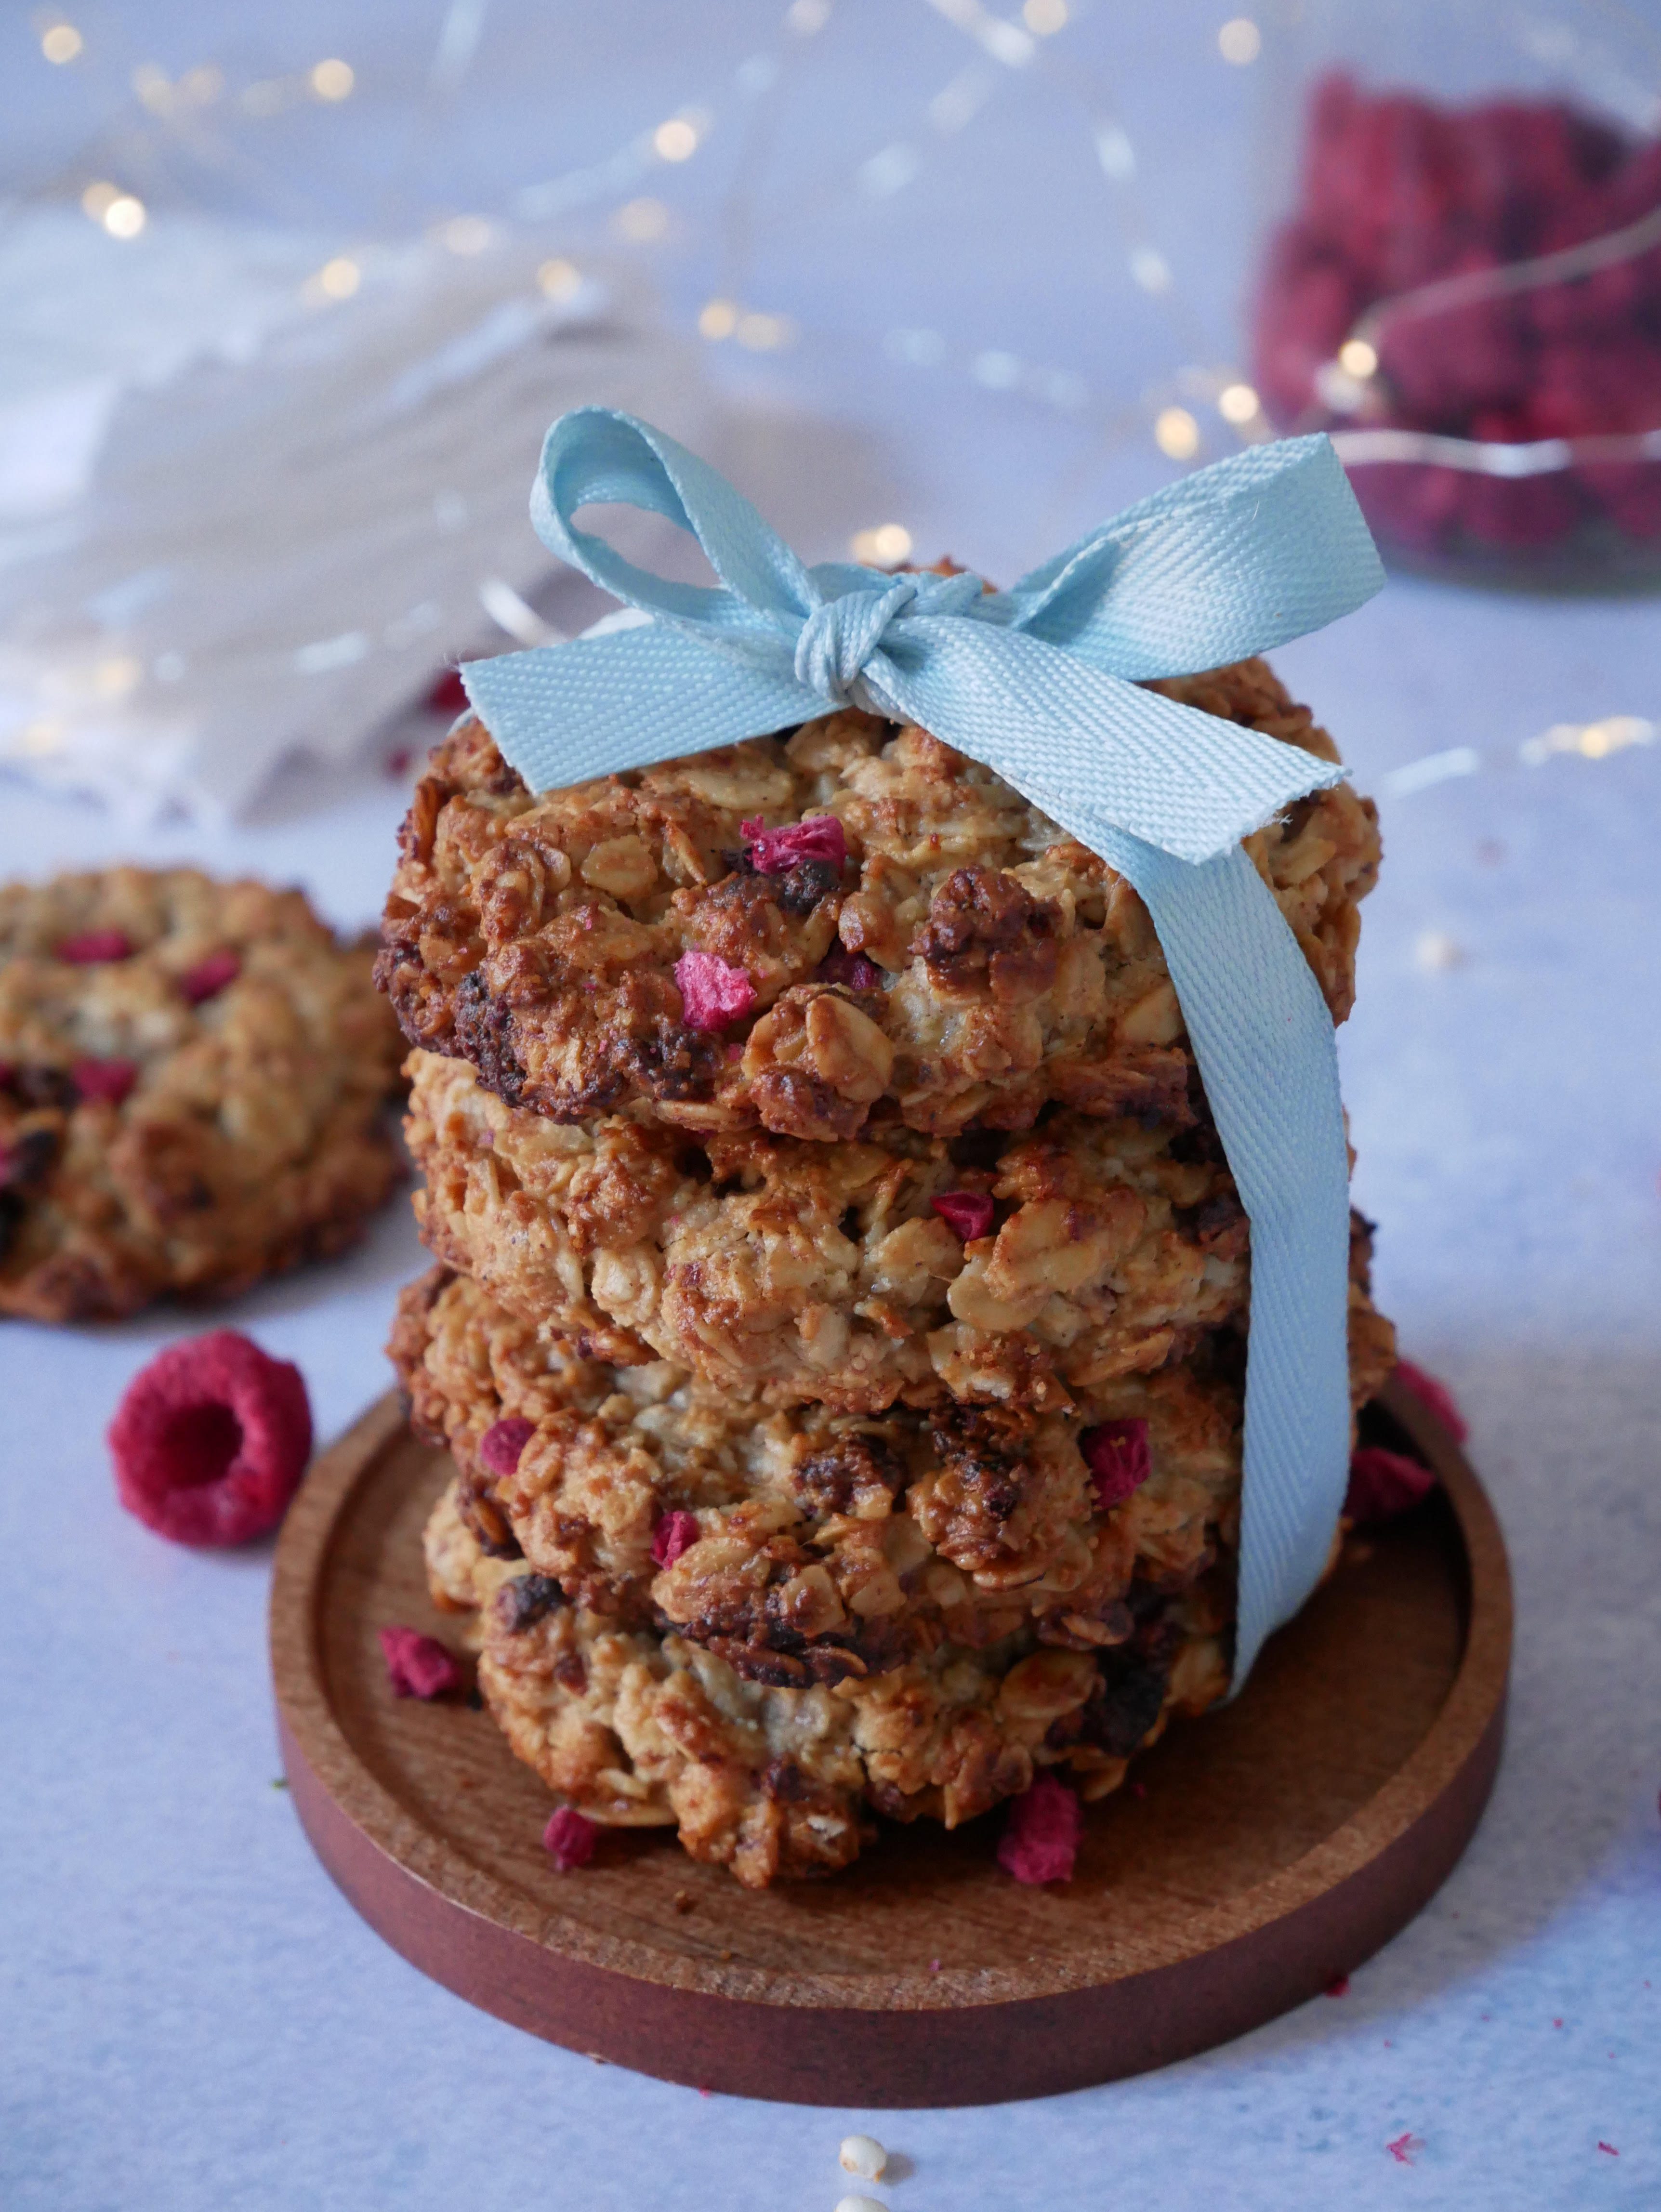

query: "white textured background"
left=3, top=4, right=1659, bottom=2207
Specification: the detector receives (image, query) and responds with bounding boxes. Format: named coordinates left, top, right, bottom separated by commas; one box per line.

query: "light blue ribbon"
left=463, top=406, right=1385, bottom=1688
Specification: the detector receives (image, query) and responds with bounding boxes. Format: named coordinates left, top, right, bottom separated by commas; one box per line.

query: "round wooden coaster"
left=270, top=1378, right=1510, bottom=2107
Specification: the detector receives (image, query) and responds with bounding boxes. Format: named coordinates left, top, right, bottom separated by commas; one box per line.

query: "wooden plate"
left=270, top=1378, right=1510, bottom=2107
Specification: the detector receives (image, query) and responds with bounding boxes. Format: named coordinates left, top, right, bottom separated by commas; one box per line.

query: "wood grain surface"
left=270, top=1376, right=1511, bottom=2106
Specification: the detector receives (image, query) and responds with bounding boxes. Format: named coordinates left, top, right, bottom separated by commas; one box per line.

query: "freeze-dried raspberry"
left=651, top=1509, right=700, bottom=1568
left=931, top=1190, right=994, bottom=1242
left=543, top=1806, right=598, bottom=1870
left=478, top=1416, right=535, bottom=1476
left=817, top=945, right=883, bottom=990
left=673, top=950, right=756, bottom=1031
left=1392, top=1357, right=1467, bottom=1443
left=179, top=949, right=241, bottom=1005
left=72, top=1057, right=138, bottom=1107
left=108, top=1329, right=313, bottom=1546
left=997, top=1772, right=1082, bottom=1885
left=379, top=1625, right=463, bottom=1699
left=1080, top=1418, right=1152, bottom=1510
left=1345, top=1444, right=1435, bottom=1522
left=56, top=929, right=133, bottom=964
left=741, top=813, right=847, bottom=875
left=426, top=667, right=468, bottom=714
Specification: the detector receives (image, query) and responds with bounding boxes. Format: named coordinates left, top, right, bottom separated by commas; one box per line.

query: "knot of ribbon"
left=792, top=568, right=982, bottom=708
left=464, top=405, right=1386, bottom=1689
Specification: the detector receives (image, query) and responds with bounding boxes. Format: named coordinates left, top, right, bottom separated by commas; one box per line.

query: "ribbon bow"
left=464, top=407, right=1385, bottom=1687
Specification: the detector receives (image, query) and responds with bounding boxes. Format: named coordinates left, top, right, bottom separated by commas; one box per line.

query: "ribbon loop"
left=461, top=406, right=1386, bottom=1692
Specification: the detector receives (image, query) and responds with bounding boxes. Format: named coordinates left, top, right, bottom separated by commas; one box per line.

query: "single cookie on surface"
left=402, top=1047, right=1253, bottom=1413
left=0, top=867, right=405, bottom=1321
left=376, top=658, right=1380, bottom=1143
left=424, top=1465, right=1232, bottom=1889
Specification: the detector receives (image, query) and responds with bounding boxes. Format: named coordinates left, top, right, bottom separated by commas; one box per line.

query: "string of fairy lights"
left=21, top=0, right=1658, bottom=812
left=30, top=0, right=1274, bottom=566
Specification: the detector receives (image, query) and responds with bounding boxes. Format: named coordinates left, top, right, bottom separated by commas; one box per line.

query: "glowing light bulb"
left=310, top=58, right=354, bottom=100
left=1023, top=0, right=1068, bottom=31
left=850, top=524, right=913, bottom=567
left=103, top=195, right=147, bottom=239
left=42, top=22, right=83, bottom=63
left=1218, top=382, right=1260, bottom=423
left=316, top=256, right=361, bottom=300
left=438, top=215, right=493, bottom=254
left=1218, top=18, right=1261, bottom=64
left=1155, top=407, right=1200, bottom=460
left=698, top=298, right=738, bottom=340
left=653, top=117, right=699, bottom=162
left=537, top=258, right=582, bottom=302
left=1338, top=338, right=1378, bottom=379
left=613, top=198, right=670, bottom=242
left=736, top=311, right=793, bottom=350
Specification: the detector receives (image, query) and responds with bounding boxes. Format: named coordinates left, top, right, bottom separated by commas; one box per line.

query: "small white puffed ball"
left=839, top=2137, right=888, bottom=2181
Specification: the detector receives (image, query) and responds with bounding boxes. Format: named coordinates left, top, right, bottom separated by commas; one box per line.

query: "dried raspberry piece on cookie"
left=108, top=1330, right=313, bottom=1546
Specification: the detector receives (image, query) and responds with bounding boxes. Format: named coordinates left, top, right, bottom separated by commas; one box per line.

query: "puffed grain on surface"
left=0, top=867, right=405, bottom=1320
left=376, top=659, right=1379, bottom=1143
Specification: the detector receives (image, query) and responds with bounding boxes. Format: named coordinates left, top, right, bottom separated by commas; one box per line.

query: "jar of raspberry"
left=1249, top=4, right=1661, bottom=588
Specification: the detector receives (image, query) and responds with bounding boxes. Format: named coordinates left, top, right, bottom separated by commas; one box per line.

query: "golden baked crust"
left=403, top=1047, right=1252, bottom=1413
left=0, top=867, right=405, bottom=1320
left=426, top=1474, right=1233, bottom=1887
left=376, top=659, right=1380, bottom=1143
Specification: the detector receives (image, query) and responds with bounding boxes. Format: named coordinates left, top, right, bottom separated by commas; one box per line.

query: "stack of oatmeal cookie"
left=379, top=658, right=1397, bottom=1889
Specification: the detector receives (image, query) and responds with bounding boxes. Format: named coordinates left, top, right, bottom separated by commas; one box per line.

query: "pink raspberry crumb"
left=1346, top=1445, right=1436, bottom=1522
left=816, top=945, right=883, bottom=990
left=931, top=1190, right=994, bottom=1242
left=379, top=1626, right=463, bottom=1700
left=1385, top=2134, right=1422, bottom=2166
left=997, top=1772, right=1082, bottom=1885
left=107, top=1329, right=312, bottom=1547
left=72, top=1057, right=138, bottom=1107
left=1393, top=1357, right=1467, bottom=1443
left=179, top=949, right=241, bottom=1005
left=544, top=1806, right=598, bottom=1870
left=674, top=950, right=756, bottom=1032
left=740, top=813, right=847, bottom=874
left=1080, top=1418, right=1151, bottom=1510
left=651, top=1510, right=700, bottom=1568
left=426, top=667, right=467, bottom=714
left=56, top=928, right=133, bottom=964
left=1598, top=2143, right=1619, bottom=2156
left=479, top=1417, right=536, bottom=1476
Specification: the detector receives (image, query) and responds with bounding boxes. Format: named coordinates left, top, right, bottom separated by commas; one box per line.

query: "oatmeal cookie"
left=0, top=867, right=404, bottom=1320
left=376, top=658, right=1380, bottom=1142
left=395, top=1263, right=1244, bottom=1660
left=426, top=1473, right=1232, bottom=1887
left=394, top=1258, right=1393, bottom=1681
left=403, top=1047, right=1253, bottom=1413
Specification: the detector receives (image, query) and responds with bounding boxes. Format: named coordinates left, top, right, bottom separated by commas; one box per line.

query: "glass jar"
left=1248, top=2, right=1661, bottom=589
